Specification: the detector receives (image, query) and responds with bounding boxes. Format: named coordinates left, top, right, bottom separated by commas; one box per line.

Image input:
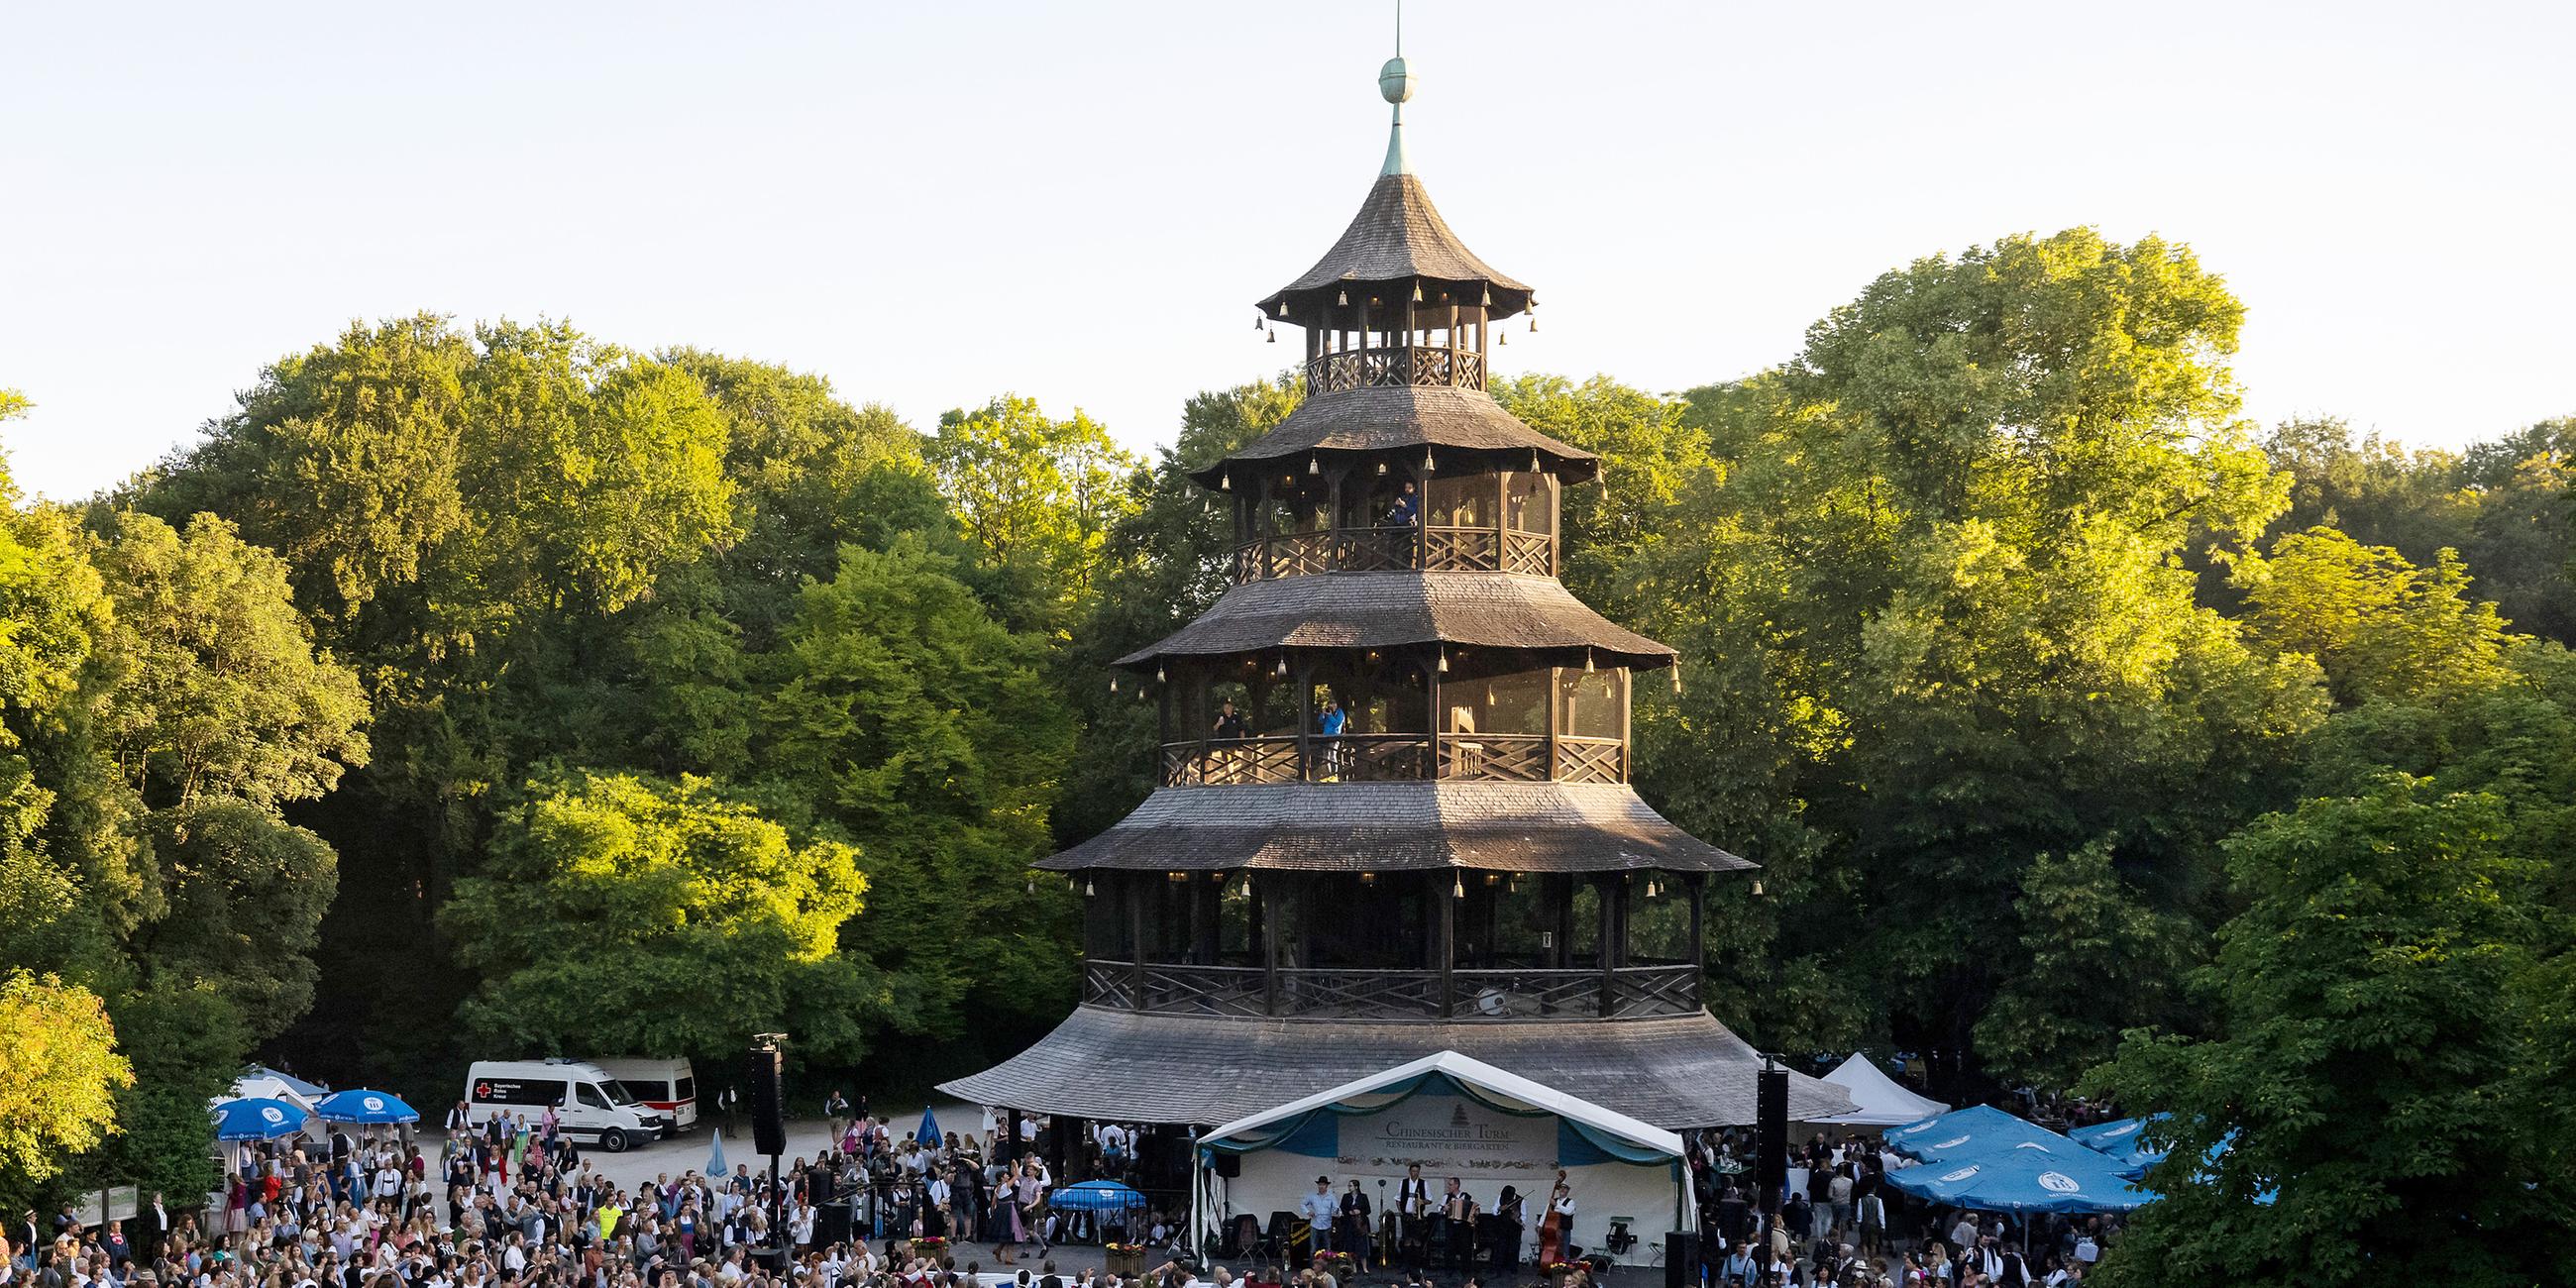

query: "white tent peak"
left=1201, top=1048, right=1683, bottom=1157
left=1818, top=1053, right=1949, bottom=1127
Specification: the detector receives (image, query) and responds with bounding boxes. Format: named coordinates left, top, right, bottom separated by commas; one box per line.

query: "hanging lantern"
left=1437, top=648, right=1449, bottom=674
left=1157, top=664, right=1167, bottom=684
left=1531, top=450, right=1541, bottom=473
left=1025, top=877, right=1035, bottom=895
left=1376, top=461, right=1388, bottom=476
left=1253, top=313, right=1264, bottom=331
left=1084, top=879, right=1096, bottom=897
left=1308, top=456, right=1320, bottom=476
left=1338, top=287, right=1349, bottom=306
left=1137, top=685, right=1148, bottom=701
left=1647, top=877, right=1662, bottom=899
left=1584, top=649, right=1596, bottom=675
left=1498, top=330, right=1509, bottom=346
left=1423, top=448, right=1436, bottom=472
left=1412, top=281, right=1425, bottom=303
left=1275, top=656, right=1290, bottom=678
left=1480, top=284, right=1493, bottom=307
left=1278, top=297, right=1290, bottom=317
left=1751, top=879, right=1766, bottom=897
left=1109, top=677, right=1119, bottom=694
left=1452, top=875, right=1466, bottom=899
left=1238, top=874, right=1252, bottom=898
left=1220, top=472, right=1232, bottom=490
left=1360, top=872, right=1376, bottom=887
left=1266, top=327, right=1277, bottom=344
left=1671, top=663, right=1684, bottom=695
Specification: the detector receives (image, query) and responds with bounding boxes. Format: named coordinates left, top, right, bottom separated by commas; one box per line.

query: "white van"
left=465, top=1059, right=668, bottom=1152
left=588, top=1057, right=698, bottom=1129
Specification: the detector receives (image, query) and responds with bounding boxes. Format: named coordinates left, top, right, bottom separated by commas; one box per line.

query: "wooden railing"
left=1306, top=344, right=1487, bottom=394
left=1081, top=960, right=1700, bottom=1021
left=1231, top=524, right=1555, bottom=585
left=1160, top=733, right=1627, bottom=787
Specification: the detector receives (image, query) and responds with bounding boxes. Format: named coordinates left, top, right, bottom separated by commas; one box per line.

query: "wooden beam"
left=1437, top=873, right=1456, bottom=1017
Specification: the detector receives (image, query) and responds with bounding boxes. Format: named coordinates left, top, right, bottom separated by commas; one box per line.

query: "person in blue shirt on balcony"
left=1317, top=697, right=1350, bottom=779
left=1383, top=481, right=1420, bottom=527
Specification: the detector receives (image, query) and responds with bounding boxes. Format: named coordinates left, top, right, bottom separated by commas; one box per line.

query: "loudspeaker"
left=1213, top=1151, right=1241, bottom=1179
left=1664, top=1233, right=1698, bottom=1288
left=747, top=1046, right=788, bottom=1157
left=1756, top=1066, right=1788, bottom=1211
left=815, top=1202, right=852, bottom=1247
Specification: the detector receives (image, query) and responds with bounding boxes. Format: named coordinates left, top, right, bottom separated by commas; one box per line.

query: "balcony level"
left=1159, top=730, right=1625, bottom=786
left=1077, top=868, right=1709, bottom=1024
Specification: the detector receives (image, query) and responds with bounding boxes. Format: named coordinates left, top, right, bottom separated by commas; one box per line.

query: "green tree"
left=2088, top=779, right=2571, bottom=1288
left=2238, top=527, right=2513, bottom=704
left=0, top=970, right=132, bottom=1200
left=752, top=542, right=1078, bottom=1054
left=86, top=510, right=370, bottom=811
left=926, top=395, right=1139, bottom=629
left=1973, top=840, right=2189, bottom=1088
left=443, top=770, right=875, bottom=1064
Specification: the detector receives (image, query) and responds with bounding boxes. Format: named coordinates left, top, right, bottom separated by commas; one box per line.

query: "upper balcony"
left=1231, top=522, right=1553, bottom=585
left=1305, top=342, right=1488, bottom=394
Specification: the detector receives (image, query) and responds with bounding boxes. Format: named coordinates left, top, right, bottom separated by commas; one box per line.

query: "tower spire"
left=1378, top=2, right=1415, bottom=176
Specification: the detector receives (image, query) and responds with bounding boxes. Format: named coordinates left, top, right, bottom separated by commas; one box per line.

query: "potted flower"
left=1106, top=1242, right=1147, bottom=1275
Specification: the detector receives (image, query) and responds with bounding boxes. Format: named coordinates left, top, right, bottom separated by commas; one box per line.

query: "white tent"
left=1197, top=1050, right=1692, bottom=1267
left=1816, top=1053, right=1948, bottom=1127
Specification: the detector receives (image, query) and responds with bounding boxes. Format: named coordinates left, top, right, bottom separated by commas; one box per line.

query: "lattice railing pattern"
left=1306, top=345, right=1489, bottom=394
left=1083, top=961, right=1700, bottom=1021
left=1422, top=526, right=1501, bottom=571
left=1160, top=734, right=1625, bottom=787
left=1138, top=963, right=1268, bottom=1018
left=1556, top=737, right=1627, bottom=784
left=1502, top=529, right=1553, bottom=576
left=1230, top=526, right=1552, bottom=583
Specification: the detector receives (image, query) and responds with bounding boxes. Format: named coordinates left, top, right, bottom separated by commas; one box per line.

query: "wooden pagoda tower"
left=944, top=53, right=1851, bottom=1133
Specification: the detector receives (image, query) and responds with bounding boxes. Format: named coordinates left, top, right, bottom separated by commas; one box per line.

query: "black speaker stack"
left=747, top=1045, right=788, bottom=1157
left=1756, top=1063, right=1788, bottom=1212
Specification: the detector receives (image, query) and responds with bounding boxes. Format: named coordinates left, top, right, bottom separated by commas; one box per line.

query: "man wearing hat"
left=1298, top=1178, right=1336, bottom=1255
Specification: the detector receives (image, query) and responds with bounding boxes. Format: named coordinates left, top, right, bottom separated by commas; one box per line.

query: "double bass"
left=1538, top=1170, right=1573, bottom=1266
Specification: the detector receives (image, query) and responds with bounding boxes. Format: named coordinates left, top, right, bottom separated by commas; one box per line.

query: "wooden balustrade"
left=1159, top=733, right=1627, bottom=787
left=1306, top=344, right=1487, bottom=394
left=1230, top=524, right=1555, bottom=585
left=1080, top=960, right=1699, bottom=1021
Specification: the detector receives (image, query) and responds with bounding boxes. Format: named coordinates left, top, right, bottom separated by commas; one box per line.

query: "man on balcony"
left=1382, top=482, right=1420, bottom=528
left=1316, top=697, right=1349, bottom=780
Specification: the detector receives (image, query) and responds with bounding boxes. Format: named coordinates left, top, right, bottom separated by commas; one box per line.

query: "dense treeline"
left=5, top=229, right=2571, bottom=1282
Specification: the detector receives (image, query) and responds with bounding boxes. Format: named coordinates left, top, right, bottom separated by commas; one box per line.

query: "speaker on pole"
left=1664, top=1233, right=1699, bottom=1288
left=1756, top=1062, right=1788, bottom=1213
left=747, top=1044, right=788, bottom=1157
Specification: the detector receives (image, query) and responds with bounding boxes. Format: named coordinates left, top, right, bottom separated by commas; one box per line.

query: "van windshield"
left=600, top=1079, right=640, bottom=1107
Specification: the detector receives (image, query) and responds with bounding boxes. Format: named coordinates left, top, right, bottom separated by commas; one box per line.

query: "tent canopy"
left=1816, top=1054, right=1948, bottom=1127
left=1884, top=1105, right=2076, bottom=1167
left=1884, top=1139, right=2154, bottom=1215
left=1052, top=1180, right=1150, bottom=1212
left=1201, top=1049, right=1681, bottom=1162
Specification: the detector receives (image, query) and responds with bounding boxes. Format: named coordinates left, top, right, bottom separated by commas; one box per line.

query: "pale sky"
left=4, top=1, right=2570, bottom=500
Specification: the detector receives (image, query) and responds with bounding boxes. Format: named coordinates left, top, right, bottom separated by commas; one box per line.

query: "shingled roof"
left=1259, top=172, right=1533, bottom=321
left=1115, top=571, right=1674, bottom=670
left=1032, top=781, right=1755, bottom=874
left=1186, top=385, right=1599, bottom=487
left=936, top=1007, right=1855, bottom=1129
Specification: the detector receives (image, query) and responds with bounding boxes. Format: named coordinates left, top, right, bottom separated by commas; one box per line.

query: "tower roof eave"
left=1112, top=570, right=1675, bottom=671
left=1260, top=172, right=1533, bottom=320
left=1186, top=384, right=1598, bottom=488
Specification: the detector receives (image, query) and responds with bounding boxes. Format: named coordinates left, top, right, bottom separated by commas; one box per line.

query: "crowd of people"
left=4, top=1097, right=2116, bottom=1288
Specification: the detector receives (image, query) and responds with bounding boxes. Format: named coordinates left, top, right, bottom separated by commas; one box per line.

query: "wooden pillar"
left=1596, top=876, right=1618, bottom=1017
left=1437, top=872, right=1456, bottom=1017
left=1545, top=664, right=1561, bottom=783
left=1553, top=875, right=1574, bottom=970
left=1129, top=877, right=1148, bottom=1008
left=1549, top=476, right=1563, bottom=575
left=1196, top=874, right=1221, bottom=965
left=1262, top=879, right=1284, bottom=1017
left=1621, top=666, right=1635, bottom=783
left=1295, top=659, right=1314, bottom=782
left=1686, top=873, right=1707, bottom=1007
left=1426, top=648, right=1444, bottom=779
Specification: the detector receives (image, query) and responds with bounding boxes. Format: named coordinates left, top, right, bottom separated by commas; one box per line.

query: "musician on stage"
left=1337, top=1179, right=1373, bottom=1267
left=1396, top=1164, right=1433, bottom=1271
left=1538, top=1172, right=1574, bottom=1267
left=1442, top=1178, right=1477, bottom=1271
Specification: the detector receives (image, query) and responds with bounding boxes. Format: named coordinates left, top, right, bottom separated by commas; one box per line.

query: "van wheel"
left=601, top=1128, right=629, bottom=1153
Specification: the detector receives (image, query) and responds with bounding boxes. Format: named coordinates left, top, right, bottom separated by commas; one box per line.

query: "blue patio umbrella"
left=1884, top=1140, right=2155, bottom=1215
left=2070, top=1116, right=2167, bottom=1178
left=1885, top=1104, right=2076, bottom=1167
left=1049, top=1180, right=1149, bottom=1213
left=916, top=1107, right=943, bottom=1150
left=214, top=1097, right=309, bottom=1141
left=314, top=1089, right=420, bottom=1125
left=707, top=1127, right=729, bottom=1177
